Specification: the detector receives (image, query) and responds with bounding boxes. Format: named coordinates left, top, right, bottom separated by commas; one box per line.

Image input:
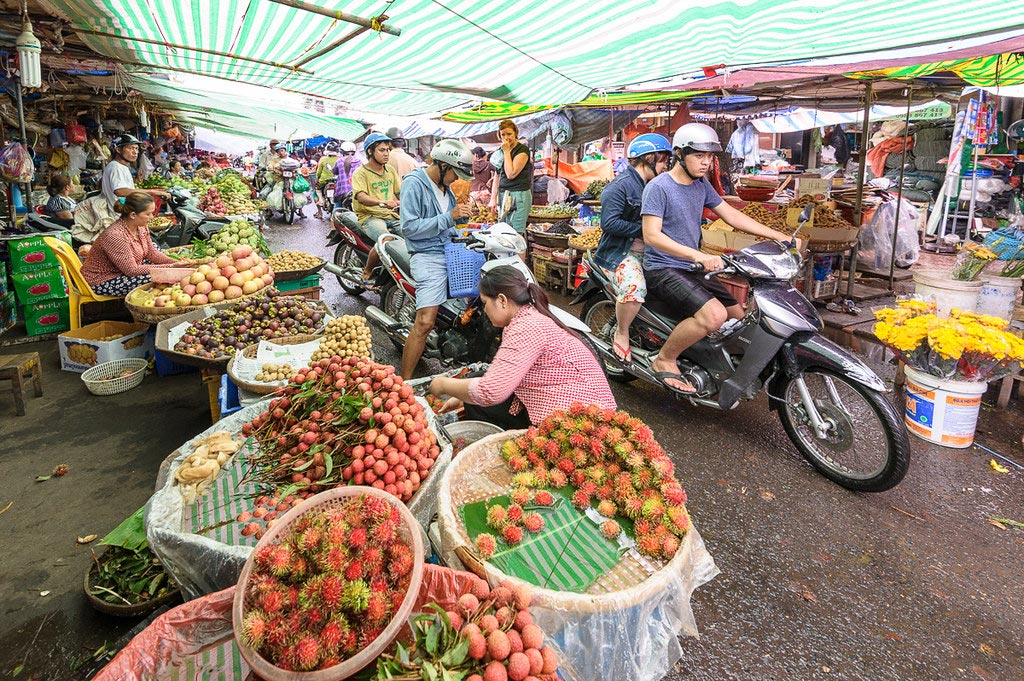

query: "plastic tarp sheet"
left=93, top=565, right=494, bottom=681
left=541, top=159, right=614, bottom=194
left=146, top=398, right=452, bottom=600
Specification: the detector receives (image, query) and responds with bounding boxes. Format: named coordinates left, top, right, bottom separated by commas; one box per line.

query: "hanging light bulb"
left=16, top=18, right=42, bottom=89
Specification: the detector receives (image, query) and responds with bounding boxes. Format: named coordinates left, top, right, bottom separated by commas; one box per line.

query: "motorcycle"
left=352, top=224, right=577, bottom=367
left=323, top=198, right=378, bottom=296
left=571, top=206, right=911, bottom=492
left=152, top=186, right=229, bottom=249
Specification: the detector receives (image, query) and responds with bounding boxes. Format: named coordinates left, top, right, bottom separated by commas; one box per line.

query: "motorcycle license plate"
left=282, top=171, right=295, bottom=178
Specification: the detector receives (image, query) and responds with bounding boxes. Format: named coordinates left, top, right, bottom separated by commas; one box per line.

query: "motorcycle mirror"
left=798, top=204, right=813, bottom=223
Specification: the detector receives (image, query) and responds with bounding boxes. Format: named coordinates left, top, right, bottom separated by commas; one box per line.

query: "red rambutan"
left=502, top=525, right=524, bottom=544
left=601, top=520, right=621, bottom=540
left=510, top=487, right=532, bottom=506
left=366, top=591, right=390, bottom=623
left=475, top=533, right=497, bottom=559
left=507, top=454, right=529, bottom=472
left=597, top=500, right=617, bottom=518
left=548, top=469, right=568, bottom=488
left=662, top=534, right=681, bottom=558
left=241, top=610, right=268, bottom=646
left=666, top=506, right=691, bottom=536
left=487, top=504, right=508, bottom=529
left=570, top=489, right=591, bottom=509
left=556, top=458, right=575, bottom=474
left=661, top=481, right=687, bottom=506
left=320, top=575, right=346, bottom=609
left=636, top=532, right=662, bottom=557
left=523, top=512, right=544, bottom=533
left=533, top=490, right=554, bottom=506
left=348, top=526, right=368, bottom=549
left=344, top=560, right=364, bottom=581
left=292, top=635, right=321, bottom=671
left=506, top=503, right=524, bottom=523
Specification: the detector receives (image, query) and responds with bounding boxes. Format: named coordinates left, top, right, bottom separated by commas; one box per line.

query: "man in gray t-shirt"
left=641, top=123, right=793, bottom=395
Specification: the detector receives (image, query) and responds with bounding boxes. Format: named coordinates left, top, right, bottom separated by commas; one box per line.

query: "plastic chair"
left=42, top=237, right=120, bottom=330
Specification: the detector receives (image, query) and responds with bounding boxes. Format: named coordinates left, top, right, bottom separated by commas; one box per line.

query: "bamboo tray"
left=225, top=334, right=322, bottom=394
left=270, top=258, right=326, bottom=282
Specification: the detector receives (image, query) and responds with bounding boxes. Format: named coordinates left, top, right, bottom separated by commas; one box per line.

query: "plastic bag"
left=65, top=123, right=87, bottom=143
left=0, top=142, right=34, bottom=182
left=547, top=177, right=570, bottom=204
left=266, top=184, right=284, bottom=211
left=292, top=174, right=310, bottom=193
left=859, top=199, right=921, bottom=270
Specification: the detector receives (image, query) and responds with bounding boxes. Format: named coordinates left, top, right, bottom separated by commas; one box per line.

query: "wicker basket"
left=124, top=282, right=279, bottom=325
left=272, top=258, right=326, bottom=282
left=233, top=487, right=424, bottom=681
left=84, top=547, right=182, bottom=617
left=81, top=358, right=148, bottom=396
left=226, top=333, right=323, bottom=394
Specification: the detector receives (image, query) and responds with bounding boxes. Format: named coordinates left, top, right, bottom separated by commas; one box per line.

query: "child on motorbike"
left=429, top=265, right=616, bottom=428
left=592, top=133, right=671, bottom=362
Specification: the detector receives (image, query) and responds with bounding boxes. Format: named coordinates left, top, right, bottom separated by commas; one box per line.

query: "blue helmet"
left=363, top=132, right=392, bottom=154
left=627, top=133, right=672, bottom=159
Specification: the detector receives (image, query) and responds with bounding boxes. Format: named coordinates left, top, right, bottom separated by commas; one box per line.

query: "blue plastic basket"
left=983, top=228, right=1024, bottom=260
left=444, top=242, right=486, bottom=298
left=218, top=374, right=242, bottom=419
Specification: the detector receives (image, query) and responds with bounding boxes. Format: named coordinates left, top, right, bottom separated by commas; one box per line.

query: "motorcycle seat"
left=383, top=239, right=412, bottom=276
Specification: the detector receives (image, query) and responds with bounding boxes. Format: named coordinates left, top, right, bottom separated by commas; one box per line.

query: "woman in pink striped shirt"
left=82, top=192, right=176, bottom=296
left=429, top=266, right=615, bottom=428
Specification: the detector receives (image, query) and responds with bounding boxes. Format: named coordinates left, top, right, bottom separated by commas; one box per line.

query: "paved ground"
left=1, top=210, right=1022, bottom=680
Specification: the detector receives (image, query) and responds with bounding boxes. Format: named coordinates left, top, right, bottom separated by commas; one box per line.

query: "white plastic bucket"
left=976, top=275, right=1020, bottom=322
left=904, top=366, right=987, bottom=448
left=913, top=270, right=981, bottom=318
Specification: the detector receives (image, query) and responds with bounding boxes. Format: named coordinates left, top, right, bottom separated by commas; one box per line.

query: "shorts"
left=409, top=251, right=449, bottom=309
left=646, top=267, right=738, bottom=319
left=600, top=253, right=646, bottom=304
left=361, top=216, right=402, bottom=242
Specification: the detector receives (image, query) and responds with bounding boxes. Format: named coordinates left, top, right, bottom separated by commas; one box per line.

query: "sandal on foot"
left=360, top=279, right=380, bottom=292
left=651, top=371, right=697, bottom=395
left=612, top=340, right=632, bottom=363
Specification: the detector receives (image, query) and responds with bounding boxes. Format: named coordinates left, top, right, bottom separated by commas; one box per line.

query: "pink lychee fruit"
left=487, top=629, right=512, bottom=661
left=507, top=651, right=531, bottom=681
left=525, top=647, right=544, bottom=675
left=483, top=660, right=508, bottom=681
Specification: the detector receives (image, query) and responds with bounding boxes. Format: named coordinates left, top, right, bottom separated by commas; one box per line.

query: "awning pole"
left=846, top=80, right=873, bottom=298
left=266, top=0, right=401, bottom=36
left=15, top=81, right=30, bottom=203
left=888, top=84, right=913, bottom=292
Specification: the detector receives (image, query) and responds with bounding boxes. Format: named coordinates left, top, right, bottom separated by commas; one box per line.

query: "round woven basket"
left=81, top=358, right=148, bottom=396
left=124, top=282, right=278, bottom=324
left=84, top=547, right=181, bottom=617
left=233, top=486, right=425, bottom=681
left=226, top=333, right=323, bottom=394
left=271, top=258, right=326, bottom=283
left=437, top=430, right=695, bottom=614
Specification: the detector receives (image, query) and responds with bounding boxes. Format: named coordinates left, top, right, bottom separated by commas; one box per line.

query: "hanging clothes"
left=829, top=125, right=851, bottom=166
left=725, top=122, right=760, bottom=168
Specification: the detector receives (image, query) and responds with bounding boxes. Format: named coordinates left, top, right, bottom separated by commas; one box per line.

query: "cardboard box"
left=795, top=175, right=831, bottom=201
left=23, top=299, right=70, bottom=336
left=11, top=267, right=68, bottom=305
left=701, top=228, right=759, bottom=253
left=1, top=292, right=15, bottom=334
left=7, top=233, right=70, bottom=273
left=58, top=321, right=153, bottom=373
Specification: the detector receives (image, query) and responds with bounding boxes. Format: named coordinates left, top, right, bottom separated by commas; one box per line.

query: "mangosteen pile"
left=173, top=291, right=326, bottom=359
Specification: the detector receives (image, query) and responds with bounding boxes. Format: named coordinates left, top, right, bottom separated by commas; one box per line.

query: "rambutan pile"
left=375, top=577, right=559, bottom=680
left=499, top=404, right=690, bottom=560
left=240, top=493, right=416, bottom=672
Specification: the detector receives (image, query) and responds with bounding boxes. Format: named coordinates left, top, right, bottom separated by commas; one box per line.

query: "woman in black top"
left=488, top=119, right=532, bottom=233
left=45, top=174, right=77, bottom=221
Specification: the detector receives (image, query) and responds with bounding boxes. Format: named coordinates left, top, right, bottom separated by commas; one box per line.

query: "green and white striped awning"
left=851, top=53, right=1024, bottom=86
left=46, top=0, right=1024, bottom=117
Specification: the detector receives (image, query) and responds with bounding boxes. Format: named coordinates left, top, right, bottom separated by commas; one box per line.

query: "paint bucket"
left=976, top=275, right=1020, bottom=322
left=904, top=366, right=987, bottom=448
left=912, top=270, right=981, bottom=318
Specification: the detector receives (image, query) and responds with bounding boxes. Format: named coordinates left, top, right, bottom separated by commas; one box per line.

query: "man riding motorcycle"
left=591, top=133, right=672, bottom=362
left=339, top=132, right=401, bottom=286
left=641, top=122, right=794, bottom=394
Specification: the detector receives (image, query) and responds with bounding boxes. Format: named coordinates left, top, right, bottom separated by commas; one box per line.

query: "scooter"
left=152, top=186, right=229, bottom=249
left=354, top=224, right=577, bottom=367
left=278, top=158, right=302, bottom=224
left=571, top=206, right=911, bottom=492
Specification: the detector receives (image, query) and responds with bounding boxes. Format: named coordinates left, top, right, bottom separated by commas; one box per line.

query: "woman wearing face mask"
left=488, top=120, right=532, bottom=234
left=429, top=265, right=615, bottom=428
left=81, top=192, right=176, bottom=296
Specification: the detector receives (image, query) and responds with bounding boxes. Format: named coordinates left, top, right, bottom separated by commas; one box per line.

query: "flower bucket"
left=904, top=366, right=987, bottom=448
left=976, top=275, right=1020, bottom=323
left=912, top=270, right=981, bottom=318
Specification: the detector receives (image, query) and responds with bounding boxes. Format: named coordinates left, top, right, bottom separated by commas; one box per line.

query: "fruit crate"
left=218, top=374, right=242, bottom=419
left=274, top=273, right=322, bottom=300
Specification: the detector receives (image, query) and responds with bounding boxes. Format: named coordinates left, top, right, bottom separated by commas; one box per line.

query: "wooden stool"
left=543, top=261, right=572, bottom=294
left=0, top=352, right=43, bottom=416
left=996, top=372, right=1024, bottom=409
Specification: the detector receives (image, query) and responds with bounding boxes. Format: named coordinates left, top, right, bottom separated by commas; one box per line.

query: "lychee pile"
left=374, top=577, right=559, bottom=681
left=240, top=358, right=440, bottom=509
left=500, top=404, right=690, bottom=560
left=238, top=493, right=416, bottom=672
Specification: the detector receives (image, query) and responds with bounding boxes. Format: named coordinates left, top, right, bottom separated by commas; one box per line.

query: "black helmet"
left=113, top=133, right=142, bottom=148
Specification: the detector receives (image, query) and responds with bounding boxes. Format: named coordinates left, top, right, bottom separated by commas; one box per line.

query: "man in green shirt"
left=346, top=132, right=401, bottom=285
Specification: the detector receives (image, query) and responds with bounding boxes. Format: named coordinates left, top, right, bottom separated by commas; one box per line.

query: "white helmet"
left=672, top=123, right=722, bottom=153
left=340, top=141, right=357, bottom=153
left=430, top=139, right=474, bottom=180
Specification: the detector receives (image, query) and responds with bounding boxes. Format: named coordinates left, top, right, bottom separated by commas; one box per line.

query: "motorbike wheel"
left=581, top=297, right=635, bottom=383
left=776, top=369, right=910, bottom=492
left=381, top=283, right=416, bottom=350
left=334, top=243, right=366, bottom=295
left=284, top=197, right=295, bottom=224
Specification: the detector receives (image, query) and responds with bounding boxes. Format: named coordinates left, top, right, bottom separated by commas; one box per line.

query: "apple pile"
left=172, top=245, right=274, bottom=307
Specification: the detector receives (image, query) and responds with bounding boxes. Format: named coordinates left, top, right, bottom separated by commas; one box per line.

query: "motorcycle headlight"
left=761, top=251, right=801, bottom=280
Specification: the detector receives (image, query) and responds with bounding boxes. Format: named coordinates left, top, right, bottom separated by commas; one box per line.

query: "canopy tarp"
left=850, top=53, right=1024, bottom=86
left=46, top=0, right=1024, bottom=117
left=441, top=91, right=703, bottom=123
left=700, top=101, right=954, bottom=133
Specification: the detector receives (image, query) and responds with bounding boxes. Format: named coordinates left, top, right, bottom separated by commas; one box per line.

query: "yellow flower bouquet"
left=951, top=242, right=1000, bottom=281
left=873, top=300, right=1024, bottom=381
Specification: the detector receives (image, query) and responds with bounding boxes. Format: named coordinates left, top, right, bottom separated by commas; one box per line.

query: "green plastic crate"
left=275, top=273, right=322, bottom=292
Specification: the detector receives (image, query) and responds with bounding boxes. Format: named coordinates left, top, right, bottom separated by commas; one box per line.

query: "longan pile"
left=255, top=363, right=294, bottom=383
left=311, top=315, right=372, bottom=362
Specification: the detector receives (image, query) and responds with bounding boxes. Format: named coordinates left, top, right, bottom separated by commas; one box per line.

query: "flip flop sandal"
left=360, top=279, right=381, bottom=292
left=612, top=340, right=632, bottom=363
left=651, top=371, right=697, bottom=395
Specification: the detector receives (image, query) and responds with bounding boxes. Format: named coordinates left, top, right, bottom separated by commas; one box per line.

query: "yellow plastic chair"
left=43, top=237, right=121, bottom=330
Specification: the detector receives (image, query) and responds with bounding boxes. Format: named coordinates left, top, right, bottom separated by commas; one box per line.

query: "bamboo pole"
left=75, top=28, right=313, bottom=74
left=266, top=0, right=401, bottom=36
left=294, top=26, right=370, bottom=68
left=845, top=80, right=873, bottom=297
left=888, top=84, right=913, bottom=292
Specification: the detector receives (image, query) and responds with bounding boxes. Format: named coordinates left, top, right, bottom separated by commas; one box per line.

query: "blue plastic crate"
left=444, top=242, right=486, bottom=298
left=218, top=374, right=242, bottom=419
left=147, top=328, right=199, bottom=376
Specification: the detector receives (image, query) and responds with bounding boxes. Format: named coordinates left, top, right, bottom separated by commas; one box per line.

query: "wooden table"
left=0, top=352, right=43, bottom=416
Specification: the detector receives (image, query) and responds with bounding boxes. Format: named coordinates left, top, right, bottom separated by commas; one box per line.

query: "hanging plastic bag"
left=292, top=174, right=310, bottom=193
left=65, top=123, right=87, bottom=144
left=0, top=142, right=35, bottom=182
left=547, top=177, right=570, bottom=204
left=266, top=184, right=284, bottom=211
left=860, top=199, right=920, bottom=270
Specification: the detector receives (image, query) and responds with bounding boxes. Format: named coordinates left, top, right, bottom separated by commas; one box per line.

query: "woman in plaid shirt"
left=430, top=266, right=615, bottom=428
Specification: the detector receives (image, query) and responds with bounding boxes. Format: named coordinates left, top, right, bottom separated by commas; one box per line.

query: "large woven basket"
left=437, top=430, right=696, bottom=614
left=225, top=333, right=323, bottom=394
left=81, top=358, right=148, bottom=396
left=232, top=487, right=424, bottom=681
left=124, top=282, right=278, bottom=325
left=272, top=258, right=326, bottom=282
